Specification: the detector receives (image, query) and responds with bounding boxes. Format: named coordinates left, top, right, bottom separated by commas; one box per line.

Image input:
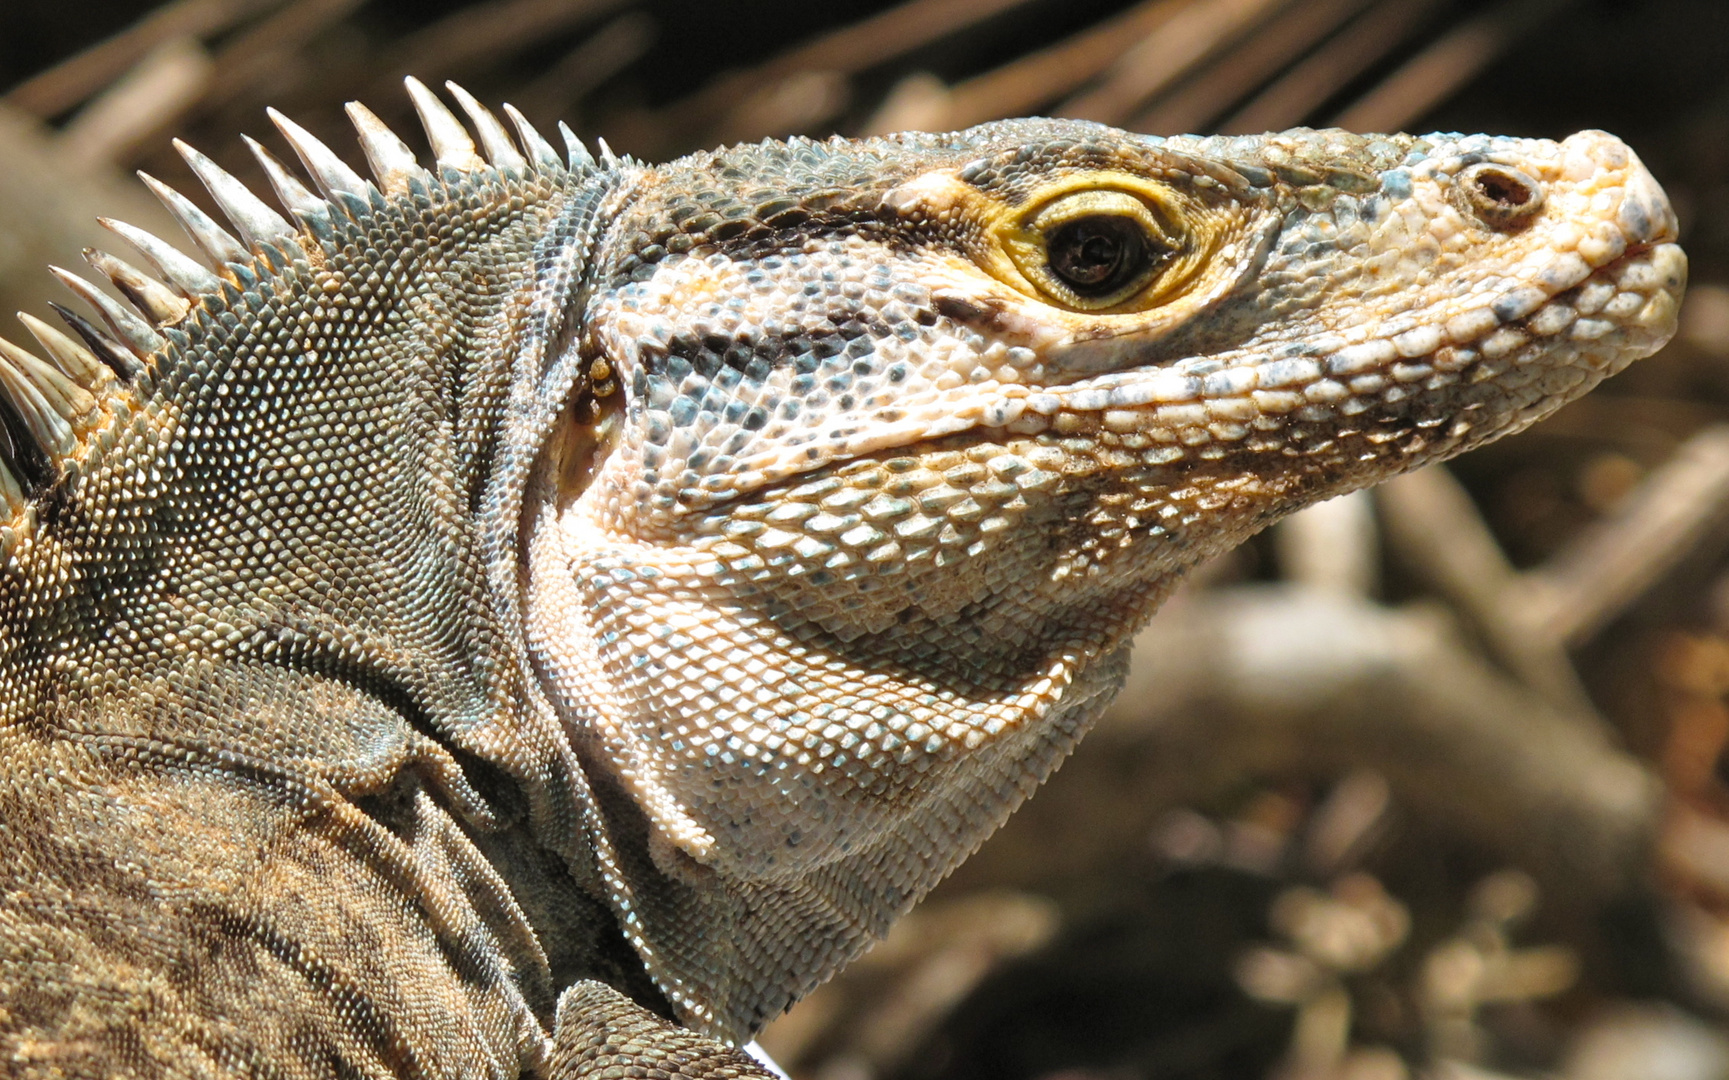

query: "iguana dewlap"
left=0, top=81, right=1683, bottom=1078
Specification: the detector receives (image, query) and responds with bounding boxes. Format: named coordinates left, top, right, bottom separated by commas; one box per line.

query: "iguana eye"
left=1000, top=187, right=1182, bottom=311
left=1046, top=215, right=1164, bottom=297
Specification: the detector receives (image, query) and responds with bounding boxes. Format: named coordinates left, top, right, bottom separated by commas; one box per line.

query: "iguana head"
left=523, top=119, right=1684, bottom=1030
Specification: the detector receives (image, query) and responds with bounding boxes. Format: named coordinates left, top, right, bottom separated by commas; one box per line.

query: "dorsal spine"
left=0, top=79, right=606, bottom=556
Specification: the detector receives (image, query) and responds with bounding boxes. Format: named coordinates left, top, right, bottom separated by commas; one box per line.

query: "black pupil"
left=1047, top=216, right=1154, bottom=296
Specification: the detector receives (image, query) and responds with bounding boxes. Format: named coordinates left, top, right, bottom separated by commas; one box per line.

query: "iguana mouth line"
left=666, top=233, right=1684, bottom=522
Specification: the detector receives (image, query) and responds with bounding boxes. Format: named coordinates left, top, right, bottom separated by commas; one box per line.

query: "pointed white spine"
left=0, top=336, right=80, bottom=458
left=503, top=103, right=562, bottom=171
left=445, top=82, right=527, bottom=173
left=83, top=248, right=191, bottom=327
left=50, top=267, right=167, bottom=359
left=404, top=77, right=485, bottom=173
left=0, top=453, right=24, bottom=516
left=344, top=101, right=431, bottom=196
left=18, top=312, right=111, bottom=391
left=243, top=136, right=324, bottom=221
left=50, top=304, right=141, bottom=381
left=267, top=108, right=372, bottom=202
left=175, top=140, right=297, bottom=251
left=559, top=122, right=595, bottom=170
left=99, top=218, right=223, bottom=299
left=0, top=331, right=98, bottom=428
left=139, top=172, right=249, bottom=268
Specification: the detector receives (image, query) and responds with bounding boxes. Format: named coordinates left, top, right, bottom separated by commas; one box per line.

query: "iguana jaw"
left=520, top=122, right=1681, bottom=1037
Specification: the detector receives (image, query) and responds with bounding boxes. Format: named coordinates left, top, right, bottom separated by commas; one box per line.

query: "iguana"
left=0, top=78, right=1683, bottom=1079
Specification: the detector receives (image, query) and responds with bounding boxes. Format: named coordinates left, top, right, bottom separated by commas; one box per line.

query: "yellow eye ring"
left=961, top=170, right=1231, bottom=316
left=1003, top=190, right=1173, bottom=310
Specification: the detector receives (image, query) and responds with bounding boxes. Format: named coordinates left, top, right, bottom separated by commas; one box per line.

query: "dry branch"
left=510, top=12, right=656, bottom=129
left=57, top=37, right=214, bottom=168
left=1333, top=0, right=1577, bottom=132
left=1222, top=0, right=1443, bottom=134
left=1, top=0, right=267, bottom=119
left=1132, top=0, right=1377, bottom=135
left=0, top=104, right=179, bottom=337
left=376, top=0, right=630, bottom=91
left=932, top=0, right=1195, bottom=130
left=1102, top=586, right=1660, bottom=902
left=1377, top=466, right=1597, bottom=717
left=1059, top=0, right=1294, bottom=124
left=1525, top=425, right=1729, bottom=648
left=1274, top=490, right=1380, bottom=598
left=629, top=0, right=1040, bottom=154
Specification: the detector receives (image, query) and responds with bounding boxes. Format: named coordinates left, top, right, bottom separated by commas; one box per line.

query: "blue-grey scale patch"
left=1492, top=287, right=1550, bottom=323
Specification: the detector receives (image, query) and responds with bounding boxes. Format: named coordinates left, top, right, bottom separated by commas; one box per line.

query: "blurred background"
left=3, top=1, right=1729, bottom=1077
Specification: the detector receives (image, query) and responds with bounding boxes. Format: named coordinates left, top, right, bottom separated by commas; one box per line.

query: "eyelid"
left=1023, top=189, right=1169, bottom=239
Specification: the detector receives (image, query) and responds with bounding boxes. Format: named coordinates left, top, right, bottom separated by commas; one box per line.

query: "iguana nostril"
left=1458, top=163, right=1544, bottom=228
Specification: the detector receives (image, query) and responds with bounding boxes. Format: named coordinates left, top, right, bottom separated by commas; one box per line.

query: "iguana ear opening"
left=547, top=387, right=623, bottom=511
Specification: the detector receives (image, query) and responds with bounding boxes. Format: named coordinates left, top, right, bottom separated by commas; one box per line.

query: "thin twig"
left=107, top=0, right=369, bottom=173
left=0, top=104, right=180, bottom=334
left=1060, top=0, right=1296, bottom=125
left=510, top=12, right=656, bottom=129
left=207, top=0, right=369, bottom=94
left=1332, top=0, right=1578, bottom=133
left=1221, top=0, right=1442, bottom=134
left=1524, top=425, right=1729, bottom=648
left=860, top=71, right=953, bottom=136
left=1274, top=491, right=1380, bottom=599
left=1091, top=586, right=1659, bottom=902
left=57, top=38, right=214, bottom=169
left=1, top=0, right=267, bottom=120
left=742, top=0, right=1037, bottom=80
left=1384, top=428, right=1729, bottom=695
left=1376, top=466, right=1599, bottom=719
left=377, top=0, right=630, bottom=89
left=1132, top=0, right=1378, bottom=136
left=934, top=0, right=1196, bottom=130
left=635, top=0, right=1040, bottom=153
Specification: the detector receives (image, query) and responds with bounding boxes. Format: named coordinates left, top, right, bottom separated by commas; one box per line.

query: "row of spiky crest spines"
left=0, top=76, right=628, bottom=539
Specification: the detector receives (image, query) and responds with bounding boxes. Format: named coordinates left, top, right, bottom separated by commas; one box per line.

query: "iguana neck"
left=0, top=161, right=637, bottom=854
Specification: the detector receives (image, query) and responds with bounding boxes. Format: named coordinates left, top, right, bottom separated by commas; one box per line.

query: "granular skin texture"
left=0, top=87, right=1685, bottom=1078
